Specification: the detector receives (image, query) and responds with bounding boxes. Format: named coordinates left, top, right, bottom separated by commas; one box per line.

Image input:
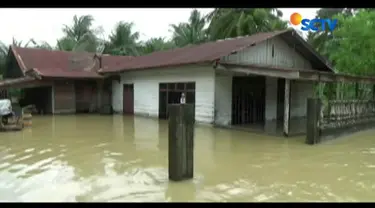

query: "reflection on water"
left=0, top=115, right=375, bottom=202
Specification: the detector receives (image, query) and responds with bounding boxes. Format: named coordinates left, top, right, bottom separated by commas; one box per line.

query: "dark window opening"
left=177, top=83, right=185, bottom=90
left=271, top=44, right=275, bottom=58
left=159, top=83, right=167, bottom=90
left=167, top=83, right=176, bottom=90
left=231, top=76, right=265, bottom=126
left=186, top=82, right=195, bottom=90
left=159, top=82, right=196, bottom=120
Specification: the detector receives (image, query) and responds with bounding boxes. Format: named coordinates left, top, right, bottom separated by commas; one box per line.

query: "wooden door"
left=123, top=84, right=134, bottom=115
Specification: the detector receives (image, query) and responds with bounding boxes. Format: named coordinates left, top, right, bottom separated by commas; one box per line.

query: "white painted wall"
left=265, top=77, right=278, bottom=121
left=290, top=80, right=314, bottom=118
left=264, top=79, right=314, bottom=121
left=112, top=65, right=216, bottom=124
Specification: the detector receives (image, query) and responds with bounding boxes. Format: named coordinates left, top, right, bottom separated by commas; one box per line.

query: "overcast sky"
left=0, top=8, right=319, bottom=47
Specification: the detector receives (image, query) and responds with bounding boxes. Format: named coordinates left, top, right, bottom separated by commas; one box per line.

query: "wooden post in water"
left=283, top=79, right=291, bottom=137
left=306, top=98, right=322, bottom=145
left=168, top=93, right=195, bottom=181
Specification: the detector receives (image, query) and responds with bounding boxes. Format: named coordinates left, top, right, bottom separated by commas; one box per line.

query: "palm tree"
left=0, top=41, right=8, bottom=77
left=104, top=21, right=141, bottom=56
left=206, top=8, right=288, bottom=40
left=57, top=15, right=101, bottom=53
left=139, top=37, right=176, bottom=55
left=11, top=37, right=37, bottom=48
left=32, top=41, right=54, bottom=50
left=169, top=9, right=208, bottom=47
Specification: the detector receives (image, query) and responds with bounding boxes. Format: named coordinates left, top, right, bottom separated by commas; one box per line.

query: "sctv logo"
left=290, top=12, right=338, bottom=32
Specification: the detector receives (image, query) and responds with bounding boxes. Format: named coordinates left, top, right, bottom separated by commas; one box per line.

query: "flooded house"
left=0, top=29, right=335, bottom=136
left=0, top=46, right=132, bottom=114
left=101, top=29, right=335, bottom=136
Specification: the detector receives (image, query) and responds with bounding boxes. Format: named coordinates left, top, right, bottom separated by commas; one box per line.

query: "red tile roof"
left=11, top=46, right=133, bottom=79
left=100, top=29, right=333, bottom=73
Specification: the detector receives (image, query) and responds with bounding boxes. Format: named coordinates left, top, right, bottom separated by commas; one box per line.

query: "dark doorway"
left=22, top=86, right=53, bottom=114
left=231, top=76, right=265, bottom=126
left=159, top=82, right=195, bottom=120
left=123, top=84, right=134, bottom=115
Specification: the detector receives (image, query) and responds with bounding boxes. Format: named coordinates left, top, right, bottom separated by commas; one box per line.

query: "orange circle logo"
left=290, top=13, right=302, bottom=26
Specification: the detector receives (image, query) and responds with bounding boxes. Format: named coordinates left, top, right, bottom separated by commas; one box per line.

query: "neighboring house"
left=0, top=46, right=132, bottom=114
left=100, top=29, right=334, bottom=136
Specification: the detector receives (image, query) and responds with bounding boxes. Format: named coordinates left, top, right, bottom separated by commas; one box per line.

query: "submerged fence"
left=306, top=98, right=375, bottom=145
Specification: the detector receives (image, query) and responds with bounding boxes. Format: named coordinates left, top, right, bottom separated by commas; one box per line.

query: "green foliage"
left=57, top=15, right=103, bottom=53
left=328, top=10, right=375, bottom=76
left=170, top=9, right=208, bottom=47
left=306, top=8, right=358, bottom=58
left=206, top=8, right=287, bottom=40
left=305, top=9, right=375, bottom=100
left=139, top=38, right=176, bottom=55
left=104, top=22, right=140, bottom=56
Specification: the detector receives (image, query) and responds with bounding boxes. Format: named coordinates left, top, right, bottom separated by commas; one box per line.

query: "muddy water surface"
left=0, top=115, right=375, bottom=202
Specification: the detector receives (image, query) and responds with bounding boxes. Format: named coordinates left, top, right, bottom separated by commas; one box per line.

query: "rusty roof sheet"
left=101, top=30, right=291, bottom=73
left=100, top=29, right=334, bottom=73
left=11, top=46, right=133, bottom=79
left=10, top=29, right=333, bottom=78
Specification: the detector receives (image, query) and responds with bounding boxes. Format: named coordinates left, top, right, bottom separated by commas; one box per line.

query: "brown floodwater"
left=0, top=115, right=375, bottom=202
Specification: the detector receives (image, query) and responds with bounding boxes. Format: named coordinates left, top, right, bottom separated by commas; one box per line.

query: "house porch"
left=214, top=63, right=320, bottom=137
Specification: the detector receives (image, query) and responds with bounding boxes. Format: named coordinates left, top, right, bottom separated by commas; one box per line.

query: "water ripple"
left=0, top=115, right=374, bottom=202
